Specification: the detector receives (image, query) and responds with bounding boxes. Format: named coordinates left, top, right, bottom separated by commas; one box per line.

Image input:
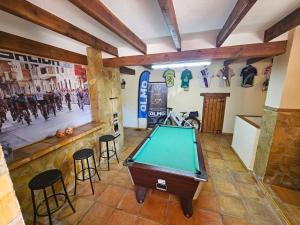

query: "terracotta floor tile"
left=117, top=189, right=142, bottom=215
left=206, top=152, right=223, bottom=159
left=76, top=181, right=107, bottom=200
left=106, top=210, right=137, bottom=225
left=165, top=201, right=194, bottom=225
left=271, top=185, right=300, bottom=207
left=244, top=199, right=280, bottom=223
left=214, top=180, right=239, bottom=196
left=236, top=183, right=264, bottom=200
left=231, top=172, right=255, bottom=184
left=149, top=189, right=170, bottom=200
left=222, top=215, right=252, bottom=225
left=79, top=202, right=114, bottom=225
left=210, top=168, right=233, bottom=183
left=218, top=194, right=247, bottom=217
left=169, top=194, right=180, bottom=202
left=194, top=191, right=220, bottom=213
left=97, top=185, right=126, bottom=207
left=225, top=161, right=246, bottom=172
left=194, top=209, right=223, bottom=225
left=140, top=195, right=168, bottom=223
left=56, top=197, right=94, bottom=225
left=202, top=180, right=215, bottom=193
left=207, top=158, right=226, bottom=169
left=220, top=151, right=239, bottom=161
left=135, top=217, right=162, bottom=225
left=110, top=172, right=134, bottom=189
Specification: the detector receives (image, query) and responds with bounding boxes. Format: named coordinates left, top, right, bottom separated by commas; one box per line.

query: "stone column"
left=0, top=145, right=25, bottom=225
left=86, top=47, right=124, bottom=148
left=253, top=27, right=300, bottom=189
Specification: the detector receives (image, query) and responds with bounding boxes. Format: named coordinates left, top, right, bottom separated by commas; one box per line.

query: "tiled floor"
left=32, top=128, right=284, bottom=225
left=270, top=185, right=300, bottom=224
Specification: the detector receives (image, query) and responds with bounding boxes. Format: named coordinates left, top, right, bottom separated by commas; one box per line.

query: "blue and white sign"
left=137, top=71, right=150, bottom=119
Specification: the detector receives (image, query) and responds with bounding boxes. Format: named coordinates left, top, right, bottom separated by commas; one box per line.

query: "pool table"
left=124, top=125, right=208, bottom=217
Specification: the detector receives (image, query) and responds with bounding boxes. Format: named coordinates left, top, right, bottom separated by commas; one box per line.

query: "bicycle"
left=156, top=107, right=201, bottom=131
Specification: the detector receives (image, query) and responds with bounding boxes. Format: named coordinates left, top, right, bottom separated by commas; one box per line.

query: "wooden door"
left=200, top=93, right=230, bottom=133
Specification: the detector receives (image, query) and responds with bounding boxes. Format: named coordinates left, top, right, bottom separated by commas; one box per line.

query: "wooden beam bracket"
left=119, top=66, right=135, bottom=75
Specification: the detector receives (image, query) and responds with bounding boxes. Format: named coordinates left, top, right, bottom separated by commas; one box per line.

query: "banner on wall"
left=147, top=82, right=168, bottom=128
left=137, top=70, right=150, bottom=128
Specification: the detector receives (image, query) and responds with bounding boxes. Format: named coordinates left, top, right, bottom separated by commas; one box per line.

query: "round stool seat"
left=29, top=169, right=61, bottom=190
left=99, top=135, right=115, bottom=142
left=73, top=148, right=93, bottom=160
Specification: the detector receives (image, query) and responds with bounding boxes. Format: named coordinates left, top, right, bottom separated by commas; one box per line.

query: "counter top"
left=7, top=122, right=104, bottom=170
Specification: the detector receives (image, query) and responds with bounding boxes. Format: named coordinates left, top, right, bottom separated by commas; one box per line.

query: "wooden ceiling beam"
left=103, top=41, right=287, bottom=67
left=68, top=0, right=146, bottom=54
left=0, top=31, right=87, bottom=65
left=216, top=0, right=257, bottom=47
left=264, top=7, right=300, bottom=42
left=119, top=66, right=135, bottom=75
left=0, top=0, right=118, bottom=56
left=158, top=0, right=181, bottom=51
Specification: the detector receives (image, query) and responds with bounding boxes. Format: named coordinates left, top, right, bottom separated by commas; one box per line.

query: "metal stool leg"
left=61, top=177, right=75, bottom=213
left=98, top=140, right=102, bottom=165
left=106, top=141, right=110, bottom=170
left=81, top=159, right=85, bottom=180
left=43, top=188, right=52, bottom=225
left=51, top=184, right=59, bottom=207
left=86, top=157, right=94, bottom=194
left=30, top=189, right=37, bottom=225
left=113, top=140, right=119, bottom=163
left=73, top=159, right=77, bottom=195
left=92, top=155, right=101, bottom=181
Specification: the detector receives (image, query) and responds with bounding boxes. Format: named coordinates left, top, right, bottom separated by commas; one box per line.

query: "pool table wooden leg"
left=180, top=197, right=193, bottom=218
left=135, top=186, right=148, bottom=203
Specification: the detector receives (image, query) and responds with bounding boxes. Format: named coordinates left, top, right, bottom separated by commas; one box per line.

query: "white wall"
left=121, top=60, right=269, bottom=133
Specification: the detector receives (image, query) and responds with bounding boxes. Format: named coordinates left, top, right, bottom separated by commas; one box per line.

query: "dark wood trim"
left=143, top=65, right=153, bottom=70
left=223, top=59, right=237, bottom=66
left=103, top=41, right=287, bottom=67
left=216, top=0, right=257, bottom=47
left=246, top=57, right=270, bottom=65
left=0, top=0, right=118, bottom=56
left=119, top=66, right=135, bottom=75
left=264, top=7, right=300, bottom=42
left=264, top=106, right=300, bottom=112
left=237, top=115, right=261, bottom=129
left=68, top=0, right=146, bottom=54
left=200, top=93, right=230, bottom=98
left=0, top=31, right=87, bottom=65
left=158, top=0, right=181, bottom=51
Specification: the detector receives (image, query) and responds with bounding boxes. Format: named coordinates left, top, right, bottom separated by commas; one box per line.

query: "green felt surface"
left=133, top=125, right=199, bottom=173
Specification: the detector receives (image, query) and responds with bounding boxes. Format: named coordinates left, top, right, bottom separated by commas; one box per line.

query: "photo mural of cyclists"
left=0, top=49, right=91, bottom=149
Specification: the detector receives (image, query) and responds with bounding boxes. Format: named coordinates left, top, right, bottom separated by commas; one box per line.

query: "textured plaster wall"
left=0, top=145, right=25, bottom=225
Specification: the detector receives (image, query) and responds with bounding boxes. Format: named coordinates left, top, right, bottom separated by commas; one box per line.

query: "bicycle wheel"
left=185, top=117, right=201, bottom=131
left=156, top=116, right=173, bottom=125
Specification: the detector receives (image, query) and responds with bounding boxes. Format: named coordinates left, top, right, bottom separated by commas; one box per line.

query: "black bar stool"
left=73, top=148, right=100, bottom=195
left=29, top=169, right=75, bottom=225
left=99, top=135, right=119, bottom=170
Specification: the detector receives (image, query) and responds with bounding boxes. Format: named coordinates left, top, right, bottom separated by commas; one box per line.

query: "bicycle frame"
left=163, top=110, right=192, bottom=127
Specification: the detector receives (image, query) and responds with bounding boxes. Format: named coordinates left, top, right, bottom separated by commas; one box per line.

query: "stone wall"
left=0, top=145, right=25, bottom=225
left=264, top=110, right=300, bottom=189
left=9, top=127, right=105, bottom=224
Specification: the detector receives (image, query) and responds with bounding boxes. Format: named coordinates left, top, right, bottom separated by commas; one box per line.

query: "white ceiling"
left=0, top=0, right=300, bottom=57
